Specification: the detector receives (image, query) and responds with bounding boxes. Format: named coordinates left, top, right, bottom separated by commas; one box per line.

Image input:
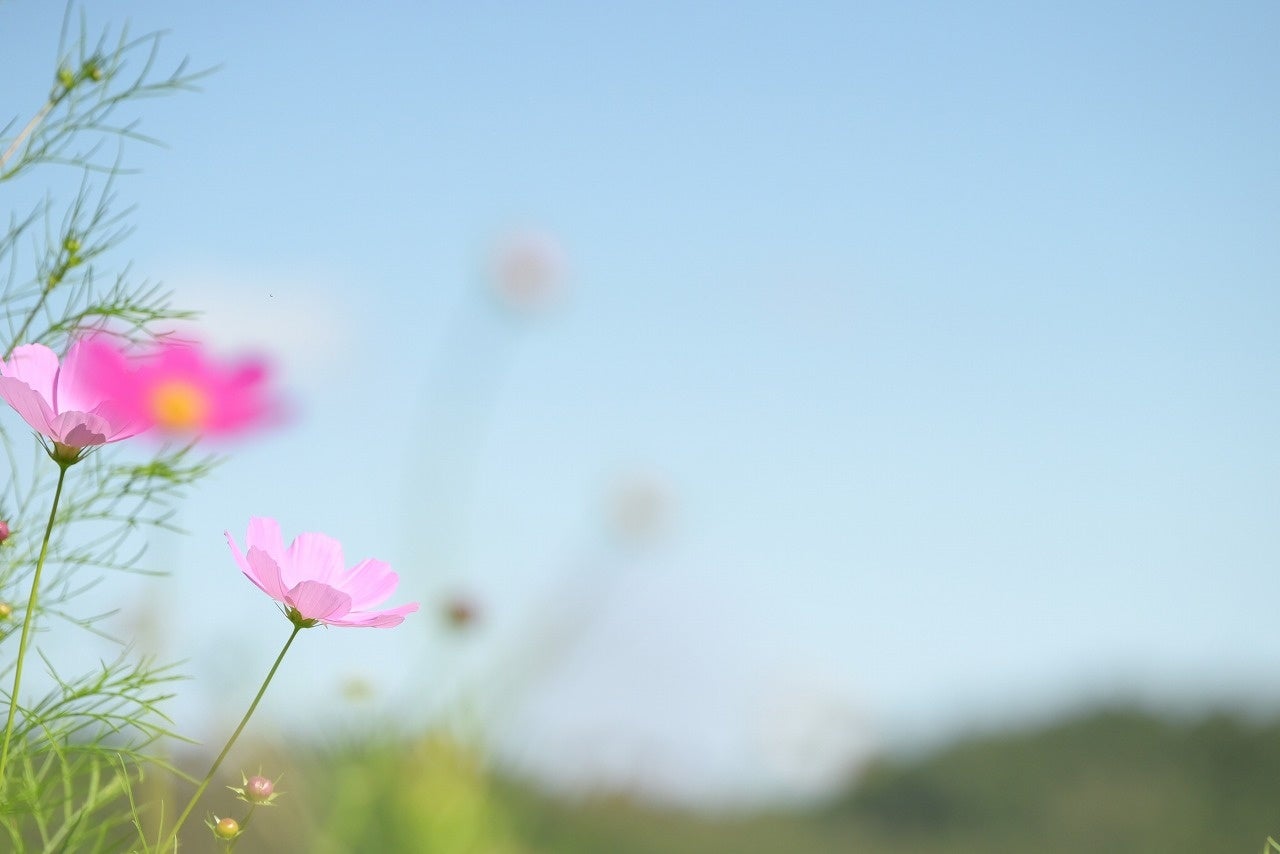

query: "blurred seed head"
left=441, top=594, right=480, bottom=632
left=340, top=675, right=375, bottom=703
left=489, top=230, right=565, bottom=312
left=606, top=473, right=671, bottom=545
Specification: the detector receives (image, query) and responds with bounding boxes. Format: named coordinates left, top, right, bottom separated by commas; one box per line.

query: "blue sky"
left=4, top=0, right=1280, bottom=804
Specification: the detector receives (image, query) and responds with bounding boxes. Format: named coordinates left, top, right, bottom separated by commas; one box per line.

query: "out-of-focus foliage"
left=308, top=733, right=523, bottom=854
left=0, top=8, right=209, bottom=850
left=832, top=707, right=1280, bottom=854
left=183, top=705, right=1280, bottom=853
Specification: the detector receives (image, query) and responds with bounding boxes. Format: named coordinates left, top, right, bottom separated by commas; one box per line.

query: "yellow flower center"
left=149, top=381, right=209, bottom=430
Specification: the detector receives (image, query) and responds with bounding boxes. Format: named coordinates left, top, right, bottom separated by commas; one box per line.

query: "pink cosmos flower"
left=226, top=517, right=418, bottom=629
left=79, top=335, right=279, bottom=438
left=0, top=340, right=145, bottom=456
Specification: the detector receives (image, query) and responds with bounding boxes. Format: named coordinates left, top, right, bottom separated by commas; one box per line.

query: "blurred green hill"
left=218, top=706, right=1280, bottom=853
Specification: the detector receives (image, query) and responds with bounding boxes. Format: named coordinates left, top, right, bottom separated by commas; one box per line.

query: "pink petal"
left=0, top=345, right=59, bottom=403
left=0, top=376, right=57, bottom=437
left=90, top=399, right=143, bottom=440
left=326, top=601, right=419, bottom=628
left=50, top=410, right=111, bottom=447
left=284, top=532, right=344, bottom=588
left=56, top=338, right=121, bottom=414
left=152, top=342, right=205, bottom=375
left=245, top=546, right=289, bottom=601
left=285, top=580, right=352, bottom=621
left=245, top=517, right=285, bottom=564
left=224, top=529, right=251, bottom=574
left=337, top=558, right=399, bottom=611
left=70, top=337, right=137, bottom=406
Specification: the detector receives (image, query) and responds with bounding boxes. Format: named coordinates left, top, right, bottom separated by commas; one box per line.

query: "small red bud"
left=244, top=775, right=273, bottom=803
left=0, top=520, right=9, bottom=543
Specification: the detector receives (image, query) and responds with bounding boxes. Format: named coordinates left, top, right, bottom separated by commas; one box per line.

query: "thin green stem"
left=0, top=459, right=71, bottom=784
left=161, top=623, right=302, bottom=852
left=224, top=803, right=256, bottom=852
left=0, top=96, right=56, bottom=176
left=5, top=240, right=80, bottom=360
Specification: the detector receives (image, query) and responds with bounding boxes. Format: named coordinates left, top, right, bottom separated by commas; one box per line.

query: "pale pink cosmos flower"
left=79, top=336, right=279, bottom=438
left=225, top=517, right=418, bottom=629
left=0, top=340, right=145, bottom=457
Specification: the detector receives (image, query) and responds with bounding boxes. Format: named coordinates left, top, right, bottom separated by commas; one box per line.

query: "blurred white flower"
left=755, top=678, right=873, bottom=801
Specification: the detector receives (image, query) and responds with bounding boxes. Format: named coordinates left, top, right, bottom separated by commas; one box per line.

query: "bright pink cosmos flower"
left=226, top=517, right=418, bottom=629
left=80, top=336, right=278, bottom=438
left=0, top=340, right=145, bottom=456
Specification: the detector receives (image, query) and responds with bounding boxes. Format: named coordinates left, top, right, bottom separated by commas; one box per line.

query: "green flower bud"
left=213, top=817, right=240, bottom=840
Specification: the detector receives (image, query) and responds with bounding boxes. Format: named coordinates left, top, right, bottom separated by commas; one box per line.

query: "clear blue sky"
left=4, top=0, right=1280, bottom=804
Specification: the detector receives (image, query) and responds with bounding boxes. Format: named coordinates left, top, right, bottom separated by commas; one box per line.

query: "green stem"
left=224, top=803, right=256, bottom=852
left=0, top=95, right=56, bottom=178
left=4, top=239, right=77, bottom=360
left=161, top=623, right=302, bottom=852
left=0, top=460, right=71, bottom=784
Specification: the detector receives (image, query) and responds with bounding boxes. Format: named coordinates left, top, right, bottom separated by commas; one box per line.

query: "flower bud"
left=230, top=771, right=281, bottom=805
left=213, top=817, right=239, bottom=840
left=0, top=603, right=12, bottom=620
left=0, top=520, right=9, bottom=544
left=244, top=775, right=273, bottom=803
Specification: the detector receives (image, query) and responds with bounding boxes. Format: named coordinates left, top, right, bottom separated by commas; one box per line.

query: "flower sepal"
left=284, top=606, right=322, bottom=630
left=48, top=441, right=85, bottom=466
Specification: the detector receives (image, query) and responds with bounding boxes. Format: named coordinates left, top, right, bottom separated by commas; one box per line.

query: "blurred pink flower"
left=0, top=340, right=145, bottom=457
left=225, top=517, right=418, bottom=629
left=81, top=336, right=279, bottom=437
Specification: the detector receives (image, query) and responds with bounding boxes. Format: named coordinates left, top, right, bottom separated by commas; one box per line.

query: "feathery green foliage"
left=0, top=6, right=209, bottom=850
